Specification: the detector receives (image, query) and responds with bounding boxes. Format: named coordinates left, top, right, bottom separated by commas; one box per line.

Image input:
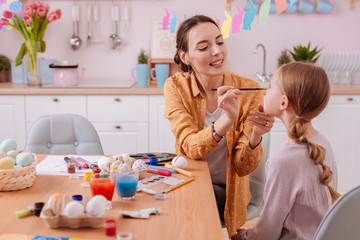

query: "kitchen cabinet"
left=268, top=95, right=360, bottom=194
left=87, top=96, right=149, bottom=155
left=149, top=95, right=175, bottom=153
left=0, top=96, right=26, bottom=149
left=25, top=95, right=87, bottom=131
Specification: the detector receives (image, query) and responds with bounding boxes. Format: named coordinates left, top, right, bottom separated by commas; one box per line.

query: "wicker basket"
left=0, top=154, right=37, bottom=191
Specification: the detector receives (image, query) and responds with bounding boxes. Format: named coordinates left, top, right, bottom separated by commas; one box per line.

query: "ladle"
left=69, top=5, right=82, bottom=50
left=109, top=4, right=121, bottom=50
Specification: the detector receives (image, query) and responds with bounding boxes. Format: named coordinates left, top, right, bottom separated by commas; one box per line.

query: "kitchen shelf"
left=147, top=58, right=178, bottom=85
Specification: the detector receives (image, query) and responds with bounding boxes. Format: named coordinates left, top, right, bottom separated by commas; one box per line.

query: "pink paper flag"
left=276, top=0, right=287, bottom=15
left=221, top=10, right=232, bottom=39
left=162, top=8, right=170, bottom=30
left=232, top=4, right=244, bottom=33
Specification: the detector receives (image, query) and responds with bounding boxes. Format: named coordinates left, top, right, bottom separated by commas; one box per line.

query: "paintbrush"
left=211, top=88, right=267, bottom=91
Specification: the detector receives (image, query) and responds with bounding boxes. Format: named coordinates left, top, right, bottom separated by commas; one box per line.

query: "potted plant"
left=288, top=42, right=322, bottom=63
left=0, top=54, right=10, bottom=82
left=277, top=49, right=291, bottom=67
left=132, top=49, right=149, bottom=88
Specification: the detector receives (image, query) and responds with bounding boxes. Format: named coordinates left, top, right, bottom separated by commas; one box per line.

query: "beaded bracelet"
left=211, top=122, right=224, bottom=142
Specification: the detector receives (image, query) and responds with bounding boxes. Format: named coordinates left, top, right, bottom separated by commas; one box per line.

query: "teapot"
left=49, top=61, right=85, bottom=86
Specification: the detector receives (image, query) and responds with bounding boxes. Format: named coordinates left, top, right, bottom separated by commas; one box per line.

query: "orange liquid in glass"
left=90, top=178, right=115, bottom=201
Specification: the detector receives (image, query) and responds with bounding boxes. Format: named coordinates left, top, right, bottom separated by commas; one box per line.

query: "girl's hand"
left=248, top=104, right=275, bottom=137
left=217, top=86, right=243, bottom=122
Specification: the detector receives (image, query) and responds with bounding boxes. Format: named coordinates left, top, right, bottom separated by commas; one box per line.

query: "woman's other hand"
left=217, top=86, right=243, bottom=122
left=230, top=228, right=247, bottom=240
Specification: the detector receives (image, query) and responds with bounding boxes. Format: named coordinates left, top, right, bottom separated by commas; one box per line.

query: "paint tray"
left=137, top=175, right=184, bottom=194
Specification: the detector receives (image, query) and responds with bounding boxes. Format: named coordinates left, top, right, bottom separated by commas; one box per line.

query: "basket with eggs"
left=0, top=138, right=37, bottom=191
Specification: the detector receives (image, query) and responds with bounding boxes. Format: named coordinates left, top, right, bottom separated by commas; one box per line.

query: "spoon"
left=69, top=5, right=82, bottom=50
left=109, top=4, right=121, bottom=50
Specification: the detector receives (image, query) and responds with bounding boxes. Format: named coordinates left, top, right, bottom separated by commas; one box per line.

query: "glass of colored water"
left=115, top=172, right=139, bottom=200
left=90, top=173, right=115, bottom=201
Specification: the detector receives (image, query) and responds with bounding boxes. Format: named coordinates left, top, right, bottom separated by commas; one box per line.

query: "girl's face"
left=184, top=22, right=227, bottom=77
left=265, top=70, right=284, bottom=117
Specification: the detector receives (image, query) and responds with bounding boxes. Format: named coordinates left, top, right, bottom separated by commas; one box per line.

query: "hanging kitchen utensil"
left=109, top=3, right=121, bottom=50
left=87, top=1, right=92, bottom=47
left=70, top=4, right=82, bottom=50
left=92, top=1, right=103, bottom=44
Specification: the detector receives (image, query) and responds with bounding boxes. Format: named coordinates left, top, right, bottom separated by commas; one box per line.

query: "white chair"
left=247, top=133, right=270, bottom=220
left=313, top=185, right=360, bottom=240
left=25, top=114, right=104, bottom=155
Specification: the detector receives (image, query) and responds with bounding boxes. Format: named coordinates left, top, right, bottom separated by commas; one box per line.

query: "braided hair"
left=279, top=62, right=340, bottom=203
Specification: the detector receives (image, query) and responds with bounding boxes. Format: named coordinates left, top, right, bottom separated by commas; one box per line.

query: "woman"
left=163, top=15, right=274, bottom=235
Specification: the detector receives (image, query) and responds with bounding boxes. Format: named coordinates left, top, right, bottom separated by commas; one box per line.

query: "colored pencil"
left=169, top=178, right=195, bottom=191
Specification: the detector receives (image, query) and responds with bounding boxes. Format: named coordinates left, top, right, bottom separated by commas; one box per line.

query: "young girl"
left=232, top=62, right=340, bottom=240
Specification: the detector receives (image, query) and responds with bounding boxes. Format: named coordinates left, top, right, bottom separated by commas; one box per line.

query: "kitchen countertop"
left=0, top=82, right=359, bottom=95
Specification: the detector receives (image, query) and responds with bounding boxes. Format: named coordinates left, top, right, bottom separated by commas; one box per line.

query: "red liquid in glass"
left=90, top=178, right=115, bottom=201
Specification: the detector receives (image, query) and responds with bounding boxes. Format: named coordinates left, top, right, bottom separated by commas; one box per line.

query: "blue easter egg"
left=0, top=138, right=17, bottom=152
left=16, top=152, right=33, bottom=167
left=9, top=1, right=22, bottom=12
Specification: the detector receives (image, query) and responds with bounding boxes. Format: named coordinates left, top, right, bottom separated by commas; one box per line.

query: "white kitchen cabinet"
left=87, top=96, right=149, bottom=155
left=0, top=96, right=26, bottom=149
left=149, top=96, right=175, bottom=153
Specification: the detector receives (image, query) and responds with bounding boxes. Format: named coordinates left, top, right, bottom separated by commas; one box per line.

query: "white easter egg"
left=16, top=152, right=34, bottom=167
left=86, top=195, right=108, bottom=217
left=98, top=157, right=115, bottom=171
left=117, top=163, right=132, bottom=174
left=64, top=201, right=84, bottom=218
left=172, top=156, right=188, bottom=169
left=0, top=138, right=17, bottom=152
left=47, top=193, right=63, bottom=216
left=132, top=160, right=146, bottom=172
left=124, top=157, right=135, bottom=167
left=121, top=153, right=130, bottom=162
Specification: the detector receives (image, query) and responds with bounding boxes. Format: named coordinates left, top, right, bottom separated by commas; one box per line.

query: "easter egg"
left=110, top=161, right=120, bottom=170
left=172, top=156, right=188, bottom=169
left=0, top=138, right=17, bottom=152
left=0, top=151, right=6, bottom=159
left=16, top=152, right=33, bottom=167
left=117, top=163, right=132, bottom=174
left=124, top=157, right=135, bottom=167
left=98, top=157, right=115, bottom=171
left=121, top=153, right=130, bottom=162
left=0, top=157, right=15, bottom=169
left=47, top=193, right=63, bottom=216
left=7, top=150, right=18, bottom=159
left=64, top=201, right=84, bottom=218
left=86, top=195, right=108, bottom=217
left=111, top=154, right=124, bottom=163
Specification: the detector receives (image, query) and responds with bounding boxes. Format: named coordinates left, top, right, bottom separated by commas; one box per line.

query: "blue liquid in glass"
left=115, top=175, right=138, bottom=198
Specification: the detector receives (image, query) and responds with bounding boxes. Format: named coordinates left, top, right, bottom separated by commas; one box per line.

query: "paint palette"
left=137, top=175, right=184, bottom=194
left=129, top=152, right=177, bottom=164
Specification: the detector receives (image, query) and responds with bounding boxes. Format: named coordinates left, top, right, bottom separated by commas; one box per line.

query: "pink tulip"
left=23, top=15, right=33, bottom=25
left=0, top=18, right=9, bottom=25
left=24, top=7, right=35, bottom=17
left=37, top=7, right=46, bottom=18
left=25, top=2, right=34, bottom=9
left=47, top=12, right=56, bottom=22
left=34, top=1, right=42, bottom=9
left=54, top=9, right=62, bottom=19
left=3, top=10, right=13, bottom=18
left=42, top=3, right=50, bottom=11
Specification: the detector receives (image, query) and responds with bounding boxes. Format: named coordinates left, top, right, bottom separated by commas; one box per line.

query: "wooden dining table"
left=0, top=155, right=224, bottom=240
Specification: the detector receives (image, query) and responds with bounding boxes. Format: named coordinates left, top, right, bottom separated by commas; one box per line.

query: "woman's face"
left=184, top=22, right=227, bottom=77
left=265, top=70, right=284, bottom=117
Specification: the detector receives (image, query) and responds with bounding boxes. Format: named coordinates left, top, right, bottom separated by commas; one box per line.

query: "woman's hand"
left=217, top=86, right=243, bottom=122
left=230, top=228, right=247, bottom=240
left=248, top=105, right=275, bottom=148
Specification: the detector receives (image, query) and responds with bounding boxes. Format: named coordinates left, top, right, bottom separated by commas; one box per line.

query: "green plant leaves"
left=288, top=42, right=322, bottom=63
left=15, top=42, right=26, bottom=66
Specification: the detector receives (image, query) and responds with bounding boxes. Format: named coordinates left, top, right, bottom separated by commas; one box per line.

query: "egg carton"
left=40, top=194, right=108, bottom=228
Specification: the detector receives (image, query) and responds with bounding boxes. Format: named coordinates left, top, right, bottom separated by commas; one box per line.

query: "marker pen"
left=146, top=164, right=176, bottom=173
left=146, top=168, right=172, bottom=176
left=69, top=156, right=89, bottom=169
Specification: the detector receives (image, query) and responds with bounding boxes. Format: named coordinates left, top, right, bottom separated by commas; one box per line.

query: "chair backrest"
left=25, top=114, right=104, bottom=155
left=247, top=133, right=270, bottom=220
left=313, top=185, right=360, bottom=240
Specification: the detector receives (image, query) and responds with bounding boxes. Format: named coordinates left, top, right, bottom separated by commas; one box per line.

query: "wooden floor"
left=222, top=216, right=260, bottom=239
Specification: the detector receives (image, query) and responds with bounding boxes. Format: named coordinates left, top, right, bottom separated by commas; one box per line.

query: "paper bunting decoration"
left=170, top=10, right=177, bottom=33
left=221, top=10, right=232, bottom=39
left=276, top=0, right=287, bottom=14
left=214, top=14, right=221, bottom=28
left=259, top=0, right=271, bottom=24
left=232, top=4, right=244, bottom=33
left=243, top=0, right=257, bottom=30
left=162, top=8, right=170, bottom=30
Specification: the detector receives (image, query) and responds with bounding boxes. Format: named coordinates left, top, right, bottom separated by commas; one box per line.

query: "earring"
left=186, top=64, right=191, bottom=79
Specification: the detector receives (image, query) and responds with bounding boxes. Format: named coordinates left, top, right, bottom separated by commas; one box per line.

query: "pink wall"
left=0, top=0, right=359, bottom=83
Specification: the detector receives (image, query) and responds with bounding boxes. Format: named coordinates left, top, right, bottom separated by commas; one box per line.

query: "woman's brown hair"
left=279, top=62, right=341, bottom=203
left=173, top=15, right=219, bottom=72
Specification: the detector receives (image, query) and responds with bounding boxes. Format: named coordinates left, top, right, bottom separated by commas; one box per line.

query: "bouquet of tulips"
left=1, top=1, right=61, bottom=66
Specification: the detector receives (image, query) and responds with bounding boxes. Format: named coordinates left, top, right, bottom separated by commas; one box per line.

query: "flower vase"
left=25, top=40, right=42, bottom=86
